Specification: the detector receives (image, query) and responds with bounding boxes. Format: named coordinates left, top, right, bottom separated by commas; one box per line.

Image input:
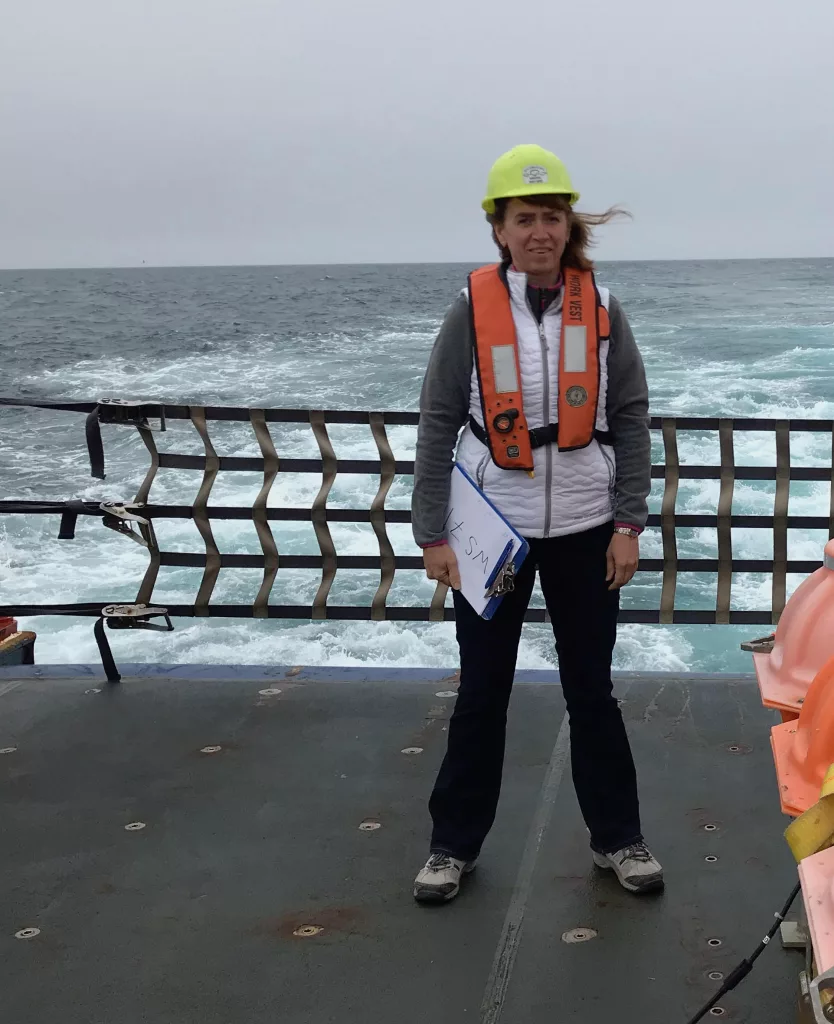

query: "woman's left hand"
left=606, top=533, right=639, bottom=590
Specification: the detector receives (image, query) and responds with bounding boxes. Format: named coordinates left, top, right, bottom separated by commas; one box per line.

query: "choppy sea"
left=1, top=259, right=832, bottom=673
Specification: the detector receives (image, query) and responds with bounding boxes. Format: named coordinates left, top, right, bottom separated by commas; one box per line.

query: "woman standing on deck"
left=411, top=144, right=662, bottom=902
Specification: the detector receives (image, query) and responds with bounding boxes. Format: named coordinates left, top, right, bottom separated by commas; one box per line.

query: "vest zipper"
left=538, top=319, right=553, bottom=537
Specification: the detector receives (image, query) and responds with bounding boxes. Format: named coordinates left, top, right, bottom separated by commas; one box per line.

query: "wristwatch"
left=614, top=526, right=640, bottom=538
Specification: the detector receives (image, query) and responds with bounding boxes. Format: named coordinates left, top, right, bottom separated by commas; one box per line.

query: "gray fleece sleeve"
left=411, top=293, right=473, bottom=546
left=606, top=295, right=651, bottom=531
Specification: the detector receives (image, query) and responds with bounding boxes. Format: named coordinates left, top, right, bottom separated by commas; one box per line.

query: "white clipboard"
left=444, top=463, right=530, bottom=620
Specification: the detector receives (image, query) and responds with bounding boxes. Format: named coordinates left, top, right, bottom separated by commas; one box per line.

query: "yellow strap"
left=786, top=763, right=834, bottom=862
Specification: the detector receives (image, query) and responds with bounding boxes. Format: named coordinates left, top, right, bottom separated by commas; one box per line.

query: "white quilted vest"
left=455, top=267, right=616, bottom=539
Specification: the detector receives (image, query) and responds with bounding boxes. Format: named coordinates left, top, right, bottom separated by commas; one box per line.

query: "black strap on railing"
left=0, top=396, right=419, bottom=424
left=5, top=399, right=833, bottom=432
left=0, top=601, right=797, bottom=626
left=0, top=398, right=100, bottom=414
left=3, top=501, right=833, bottom=531
left=3, top=399, right=834, bottom=480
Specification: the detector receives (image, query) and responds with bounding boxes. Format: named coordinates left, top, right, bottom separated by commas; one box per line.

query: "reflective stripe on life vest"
left=558, top=266, right=608, bottom=451
left=468, top=264, right=608, bottom=470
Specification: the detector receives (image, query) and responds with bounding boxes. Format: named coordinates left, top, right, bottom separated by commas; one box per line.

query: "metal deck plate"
left=0, top=671, right=800, bottom=1023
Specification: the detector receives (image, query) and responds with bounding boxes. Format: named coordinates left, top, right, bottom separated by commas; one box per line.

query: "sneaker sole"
left=413, top=884, right=460, bottom=904
left=413, top=863, right=476, bottom=904
left=592, top=852, right=665, bottom=894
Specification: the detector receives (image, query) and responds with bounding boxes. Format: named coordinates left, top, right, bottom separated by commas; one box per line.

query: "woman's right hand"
left=423, top=543, right=461, bottom=591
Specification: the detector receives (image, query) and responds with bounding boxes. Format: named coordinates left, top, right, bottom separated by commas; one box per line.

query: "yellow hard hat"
left=482, top=144, right=579, bottom=214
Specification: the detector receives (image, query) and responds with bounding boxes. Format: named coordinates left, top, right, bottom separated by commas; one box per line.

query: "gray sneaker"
left=413, top=853, right=476, bottom=903
left=593, top=841, right=664, bottom=893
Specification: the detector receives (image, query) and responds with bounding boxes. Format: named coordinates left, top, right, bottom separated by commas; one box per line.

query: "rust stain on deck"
left=256, top=906, right=367, bottom=941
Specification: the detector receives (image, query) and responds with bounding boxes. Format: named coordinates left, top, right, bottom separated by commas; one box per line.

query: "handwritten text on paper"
left=444, top=508, right=490, bottom=577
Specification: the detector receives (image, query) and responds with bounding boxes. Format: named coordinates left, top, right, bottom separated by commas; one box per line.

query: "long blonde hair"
left=487, top=195, right=629, bottom=271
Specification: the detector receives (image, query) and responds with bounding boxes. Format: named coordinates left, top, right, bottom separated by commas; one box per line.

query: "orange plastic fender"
left=799, top=847, right=834, bottom=1023
left=754, top=540, right=834, bottom=718
left=772, top=655, right=834, bottom=817
left=799, top=847, right=834, bottom=979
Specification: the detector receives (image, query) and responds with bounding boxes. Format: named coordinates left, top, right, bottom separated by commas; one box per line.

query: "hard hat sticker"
left=522, top=165, right=548, bottom=184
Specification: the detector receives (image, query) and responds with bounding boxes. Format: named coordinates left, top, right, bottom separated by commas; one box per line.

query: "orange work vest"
left=468, top=264, right=610, bottom=471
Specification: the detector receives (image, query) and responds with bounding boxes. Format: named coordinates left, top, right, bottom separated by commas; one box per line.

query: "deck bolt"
left=259, top=688, right=282, bottom=696
left=358, top=821, right=381, bottom=831
left=436, top=691, right=457, bottom=698
left=200, top=746, right=222, bottom=754
left=293, top=925, right=323, bottom=937
left=705, top=855, right=719, bottom=863
left=401, top=747, right=423, bottom=755
left=709, top=1009, right=726, bottom=1017
left=15, top=928, right=40, bottom=940
left=704, top=824, right=718, bottom=831
left=125, top=822, right=146, bottom=831
left=84, top=688, right=101, bottom=694
left=0, top=747, right=17, bottom=755
left=708, top=938, right=722, bottom=947
left=562, top=927, right=598, bottom=943
left=708, top=972, right=724, bottom=981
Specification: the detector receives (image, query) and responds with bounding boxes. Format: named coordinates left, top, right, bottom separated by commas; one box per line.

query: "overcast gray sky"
left=1, top=0, right=832, bottom=268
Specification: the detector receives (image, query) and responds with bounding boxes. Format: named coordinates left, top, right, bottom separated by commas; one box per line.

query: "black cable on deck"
left=684, top=880, right=801, bottom=1024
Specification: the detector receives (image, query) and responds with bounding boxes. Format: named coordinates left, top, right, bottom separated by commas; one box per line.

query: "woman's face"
left=494, top=199, right=570, bottom=279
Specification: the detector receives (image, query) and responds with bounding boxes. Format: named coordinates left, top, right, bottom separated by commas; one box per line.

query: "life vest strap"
left=469, top=416, right=613, bottom=451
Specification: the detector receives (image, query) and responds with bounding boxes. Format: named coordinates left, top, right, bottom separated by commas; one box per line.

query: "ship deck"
left=0, top=665, right=801, bottom=1024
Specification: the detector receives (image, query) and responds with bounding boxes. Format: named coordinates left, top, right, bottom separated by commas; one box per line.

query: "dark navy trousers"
left=429, top=522, right=642, bottom=860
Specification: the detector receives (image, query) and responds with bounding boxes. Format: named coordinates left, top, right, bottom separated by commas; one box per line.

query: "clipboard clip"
left=486, top=559, right=516, bottom=598
left=484, top=539, right=517, bottom=599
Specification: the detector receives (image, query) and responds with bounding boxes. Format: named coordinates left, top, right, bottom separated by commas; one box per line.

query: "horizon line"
left=1, top=254, right=832, bottom=273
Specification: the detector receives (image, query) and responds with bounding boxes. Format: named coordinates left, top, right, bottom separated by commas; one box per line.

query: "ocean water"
left=1, top=259, right=832, bottom=673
